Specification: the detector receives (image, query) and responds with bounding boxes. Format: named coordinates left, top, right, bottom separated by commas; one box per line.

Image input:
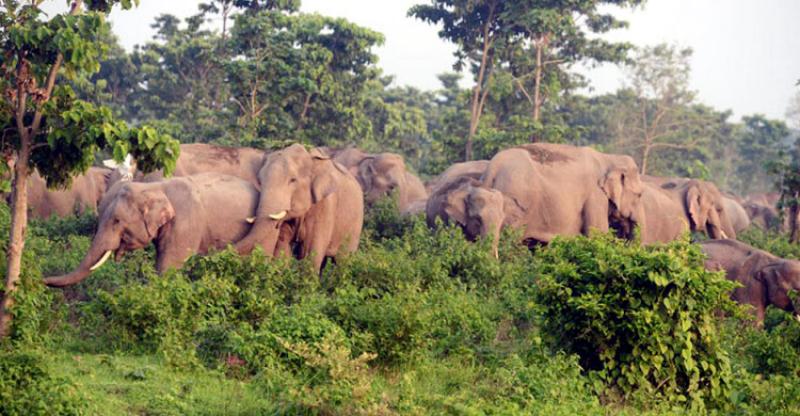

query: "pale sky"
left=44, top=0, right=800, bottom=122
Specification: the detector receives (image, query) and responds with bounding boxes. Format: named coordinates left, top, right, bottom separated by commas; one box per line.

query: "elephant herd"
left=14, top=142, right=800, bottom=323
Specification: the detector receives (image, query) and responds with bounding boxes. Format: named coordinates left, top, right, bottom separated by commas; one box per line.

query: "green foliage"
left=0, top=351, right=85, bottom=416
left=534, top=233, right=737, bottom=407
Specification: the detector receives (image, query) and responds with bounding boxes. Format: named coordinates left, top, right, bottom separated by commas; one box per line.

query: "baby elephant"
left=45, top=173, right=259, bottom=287
left=701, top=239, right=800, bottom=323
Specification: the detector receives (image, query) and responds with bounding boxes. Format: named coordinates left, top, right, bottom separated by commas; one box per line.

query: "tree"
left=610, top=44, right=713, bottom=175
left=224, top=10, right=383, bottom=148
left=0, top=0, right=179, bottom=338
left=410, top=0, right=507, bottom=161
left=787, top=88, right=800, bottom=130
left=500, top=0, right=642, bottom=141
left=735, top=115, right=790, bottom=194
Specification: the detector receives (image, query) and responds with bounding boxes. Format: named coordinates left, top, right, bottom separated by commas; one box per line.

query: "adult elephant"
left=702, top=239, right=800, bottom=324
left=722, top=195, right=751, bottom=233
left=26, top=167, right=120, bottom=219
left=425, top=160, right=489, bottom=194
left=612, top=182, right=688, bottom=244
left=425, top=174, right=509, bottom=258
left=44, top=173, right=259, bottom=287
left=643, top=176, right=736, bottom=239
left=329, top=148, right=427, bottom=213
left=234, top=144, right=363, bottom=272
left=139, top=143, right=266, bottom=187
left=744, top=200, right=781, bottom=230
left=479, top=143, right=644, bottom=245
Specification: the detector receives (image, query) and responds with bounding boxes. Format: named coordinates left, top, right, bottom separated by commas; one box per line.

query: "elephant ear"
left=356, top=157, right=376, bottom=191
left=141, top=192, right=176, bottom=239
left=312, top=162, right=338, bottom=203
left=686, top=183, right=706, bottom=229
left=600, top=169, right=625, bottom=209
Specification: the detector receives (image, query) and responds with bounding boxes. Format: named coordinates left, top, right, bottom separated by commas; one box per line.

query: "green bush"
left=534, top=233, right=737, bottom=408
left=742, top=308, right=800, bottom=377
left=0, top=351, right=85, bottom=416
left=362, top=193, right=420, bottom=242
left=738, top=227, right=800, bottom=260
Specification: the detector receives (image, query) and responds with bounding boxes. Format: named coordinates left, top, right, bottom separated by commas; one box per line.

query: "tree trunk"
left=0, top=0, right=81, bottom=339
left=532, top=39, right=544, bottom=123
left=0, top=135, right=29, bottom=338
left=640, top=142, right=651, bottom=175
left=530, top=34, right=548, bottom=143
left=790, top=194, right=800, bottom=243
left=465, top=0, right=497, bottom=162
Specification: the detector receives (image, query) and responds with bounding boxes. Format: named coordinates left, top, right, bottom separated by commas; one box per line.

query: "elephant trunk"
left=44, top=228, right=118, bottom=287
left=235, top=191, right=286, bottom=256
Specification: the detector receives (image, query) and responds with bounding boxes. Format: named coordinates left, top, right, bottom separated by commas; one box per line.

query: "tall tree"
left=610, top=44, right=713, bottom=175
left=500, top=0, right=642, bottom=141
left=410, top=0, right=507, bottom=161
left=735, top=115, right=790, bottom=194
left=0, top=0, right=179, bottom=338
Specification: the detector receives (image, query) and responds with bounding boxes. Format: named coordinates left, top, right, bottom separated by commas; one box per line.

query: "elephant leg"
left=298, top=209, right=335, bottom=273
left=155, top=224, right=202, bottom=273
left=581, top=199, right=610, bottom=236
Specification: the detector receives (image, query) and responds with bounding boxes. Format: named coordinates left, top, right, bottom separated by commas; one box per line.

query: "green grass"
left=49, top=352, right=273, bottom=415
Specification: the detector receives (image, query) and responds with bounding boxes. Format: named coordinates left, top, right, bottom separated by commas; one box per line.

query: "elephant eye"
left=289, top=177, right=298, bottom=184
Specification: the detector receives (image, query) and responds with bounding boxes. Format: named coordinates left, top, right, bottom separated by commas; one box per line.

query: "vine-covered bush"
left=534, top=233, right=737, bottom=408
left=0, top=351, right=85, bottom=416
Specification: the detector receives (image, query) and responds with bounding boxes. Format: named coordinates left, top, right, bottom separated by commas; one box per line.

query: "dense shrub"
left=534, top=233, right=737, bottom=407
left=0, top=351, right=85, bottom=415
left=738, top=227, right=800, bottom=260
left=742, top=307, right=800, bottom=377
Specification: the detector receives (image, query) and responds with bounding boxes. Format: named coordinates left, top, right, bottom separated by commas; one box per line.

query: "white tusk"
left=245, top=217, right=256, bottom=224
left=268, top=211, right=287, bottom=220
left=720, top=230, right=729, bottom=239
left=90, top=250, right=113, bottom=271
left=795, top=315, right=800, bottom=324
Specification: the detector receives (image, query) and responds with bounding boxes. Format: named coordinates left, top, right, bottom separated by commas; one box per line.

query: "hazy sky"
left=46, top=0, right=800, bottom=122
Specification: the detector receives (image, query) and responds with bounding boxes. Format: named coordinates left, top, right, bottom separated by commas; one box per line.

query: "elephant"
left=329, top=148, right=427, bottom=213
left=234, top=144, right=364, bottom=272
left=425, top=160, right=489, bottom=194
left=744, top=200, right=781, bottom=230
left=643, top=176, right=737, bottom=240
left=702, top=239, right=800, bottom=324
left=139, top=143, right=267, bottom=187
left=722, top=195, right=751, bottom=233
left=425, top=174, right=509, bottom=258
left=479, top=143, right=645, bottom=246
left=44, top=173, right=259, bottom=287
left=25, top=167, right=125, bottom=219
left=613, top=182, right=688, bottom=244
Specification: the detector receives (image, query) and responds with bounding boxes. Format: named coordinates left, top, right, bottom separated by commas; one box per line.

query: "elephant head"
left=44, top=183, right=175, bottom=287
left=427, top=176, right=505, bottom=258
left=758, top=260, right=800, bottom=315
left=600, top=167, right=644, bottom=239
left=356, top=153, right=412, bottom=206
left=235, top=144, right=339, bottom=256
left=683, top=180, right=736, bottom=239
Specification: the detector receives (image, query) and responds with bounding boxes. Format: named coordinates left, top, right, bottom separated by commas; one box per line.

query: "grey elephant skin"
left=25, top=167, right=126, bottom=219
left=235, top=144, right=364, bottom=272
left=329, top=148, right=427, bottom=214
left=628, top=182, right=689, bottom=244
left=426, top=174, right=506, bottom=258
left=643, top=176, right=736, bottom=240
left=721, top=195, right=751, bottom=234
left=425, top=160, right=489, bottom=194
left=140, top=143, right=266, bottom=187
left=478, top=143, right=644, bottom=246
left=44, top=173, right=259, bottom=287
left=702, top=239, right=800, bottom=323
